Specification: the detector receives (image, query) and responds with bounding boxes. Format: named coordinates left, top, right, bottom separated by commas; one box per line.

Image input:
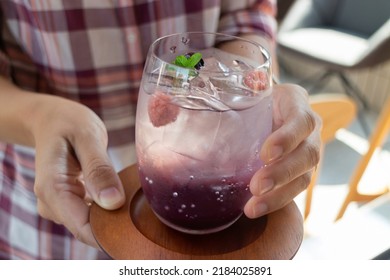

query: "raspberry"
left=243, top=70, right=268, bottom=91
left=148, top=91, right=180, bottom=127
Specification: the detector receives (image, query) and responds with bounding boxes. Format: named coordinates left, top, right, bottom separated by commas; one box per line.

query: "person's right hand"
left=30, top=94, right=125, bottom=248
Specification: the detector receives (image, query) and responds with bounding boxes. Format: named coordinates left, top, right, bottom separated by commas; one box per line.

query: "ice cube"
left=208, top=76, right=265, bottom=110
left=170, top=74, right=231, bottom=111
left=231, top=59, right=252, bottom=72
left=161, top=107, right=241, bottom=171
left=201, top=56, right=230, bottom=74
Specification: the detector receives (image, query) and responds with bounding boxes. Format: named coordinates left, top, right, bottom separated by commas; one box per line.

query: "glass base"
left=153, top=211, right=243, bottom=235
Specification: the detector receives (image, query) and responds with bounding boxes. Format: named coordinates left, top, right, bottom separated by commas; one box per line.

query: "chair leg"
left=335, top=192, right=384, bottom=221
left=336, top=72, right=371, bottom=136
left=308, top=95, right=357, bottom=222
left=337, top=72, right=369, bottom=110
left=335, top=96, right=390, bottom=220
left=298, top=70, right=333, bottom=93
left=300, top=70, right=371, bottom=135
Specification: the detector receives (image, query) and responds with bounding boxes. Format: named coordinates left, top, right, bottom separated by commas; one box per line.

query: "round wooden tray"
left=90, top=165, right=303, bottom=259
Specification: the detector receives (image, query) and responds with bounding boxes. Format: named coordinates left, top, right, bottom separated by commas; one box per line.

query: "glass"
left=135, top=32, right=273, bottom=234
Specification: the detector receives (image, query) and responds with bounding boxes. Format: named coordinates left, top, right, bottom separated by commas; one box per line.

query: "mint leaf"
left=174, top=55, right=188, bottom=67
left=186, top=53, right=202, bottom=68
left=173, top=52, right=203, bottom=69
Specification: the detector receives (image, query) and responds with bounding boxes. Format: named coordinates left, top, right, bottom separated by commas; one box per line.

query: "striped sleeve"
left=218, top=0, right=278, bottom=40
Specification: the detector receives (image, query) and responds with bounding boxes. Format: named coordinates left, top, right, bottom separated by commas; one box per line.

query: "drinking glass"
left=135, top=32, right=273, bottom=234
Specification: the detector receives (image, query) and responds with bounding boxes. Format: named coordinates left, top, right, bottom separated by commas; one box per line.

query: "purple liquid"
left=139, top=169, right=252, bottom=233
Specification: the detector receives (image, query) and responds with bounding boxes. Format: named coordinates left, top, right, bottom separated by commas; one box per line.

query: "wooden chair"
left=304, top=93, right=357, bottom=220
left=335, top=96, right=390, bottom=220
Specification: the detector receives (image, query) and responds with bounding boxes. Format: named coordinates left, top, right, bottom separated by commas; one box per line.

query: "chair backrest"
left=359, top=18, right=390, bottom=68
left=279, top=0, right=390, bottom=68
left=321, top=0, right=390, bottom=68
left=284, top=0, right=390, bottom=37
left=309, top=94, right=357, bottom=143
left=332, top=0, right=390, bottom=37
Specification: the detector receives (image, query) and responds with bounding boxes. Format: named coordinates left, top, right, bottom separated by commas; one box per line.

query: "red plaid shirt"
left=0, top=0, right=277, bottom=259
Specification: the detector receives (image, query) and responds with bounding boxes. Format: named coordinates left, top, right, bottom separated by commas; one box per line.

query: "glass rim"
left=150, top=31, right=272, bottom=74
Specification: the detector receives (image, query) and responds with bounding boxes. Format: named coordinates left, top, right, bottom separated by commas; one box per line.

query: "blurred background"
left=276, top=0, right=390, bottom=259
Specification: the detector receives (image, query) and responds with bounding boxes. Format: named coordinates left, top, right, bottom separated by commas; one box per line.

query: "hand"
left=244, top=84, right=321, bottom=218
left=32, top=95, right=125, bottom=248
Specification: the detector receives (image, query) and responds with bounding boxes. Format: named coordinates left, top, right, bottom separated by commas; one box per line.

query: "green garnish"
left=173, top=52, right=203, bottom=69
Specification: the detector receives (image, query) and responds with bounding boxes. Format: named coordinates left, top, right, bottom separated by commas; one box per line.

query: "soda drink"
left=136, top=32, right=273, bottom=234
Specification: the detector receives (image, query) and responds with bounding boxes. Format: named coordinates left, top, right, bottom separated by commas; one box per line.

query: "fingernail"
left=268, top=146, right=283, bottom=162
left=260, top=178, right=274, bottom=194
left=253, top=203, right=268, bottom=217
left=98, top=187, right=123, bottom=208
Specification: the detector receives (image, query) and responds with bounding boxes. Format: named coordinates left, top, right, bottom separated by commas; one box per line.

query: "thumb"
left=73, top=133, right=125, bottom=210
left=83, top=157, right=125, bottom=210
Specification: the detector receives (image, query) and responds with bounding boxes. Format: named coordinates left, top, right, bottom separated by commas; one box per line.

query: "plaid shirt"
left=0, top=0, right=277, bottom=259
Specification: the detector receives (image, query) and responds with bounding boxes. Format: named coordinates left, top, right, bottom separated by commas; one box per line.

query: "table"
left=90, top=164, right=304, bottom=259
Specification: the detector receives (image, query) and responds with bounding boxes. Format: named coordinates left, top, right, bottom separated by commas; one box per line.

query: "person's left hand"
left=244, top=83, right=321, bottom=218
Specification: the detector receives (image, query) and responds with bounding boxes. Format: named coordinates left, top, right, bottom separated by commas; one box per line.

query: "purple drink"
left=139, top=168, right=254, bottom=233
left=136, top=32, right=273, bottom=234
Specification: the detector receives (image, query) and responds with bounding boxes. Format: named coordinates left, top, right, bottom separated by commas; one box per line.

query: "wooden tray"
left=90, top=164, right=303, bottom=259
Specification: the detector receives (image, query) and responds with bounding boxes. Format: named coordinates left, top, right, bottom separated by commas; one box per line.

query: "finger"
left=56, top=191, right=99, bottom=248
left=39, top=188, right=99, bottom=248
left=244, top=173, right=312, bottom=219
left=250, top=135, right=320, bottom=196
left=71, top=125, right=125, bottom=210
left=261, top=84, right=318, bottom=163
left=34, top=137, right=85, bottom=218
left=35, top=174, right=99, bottom=248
